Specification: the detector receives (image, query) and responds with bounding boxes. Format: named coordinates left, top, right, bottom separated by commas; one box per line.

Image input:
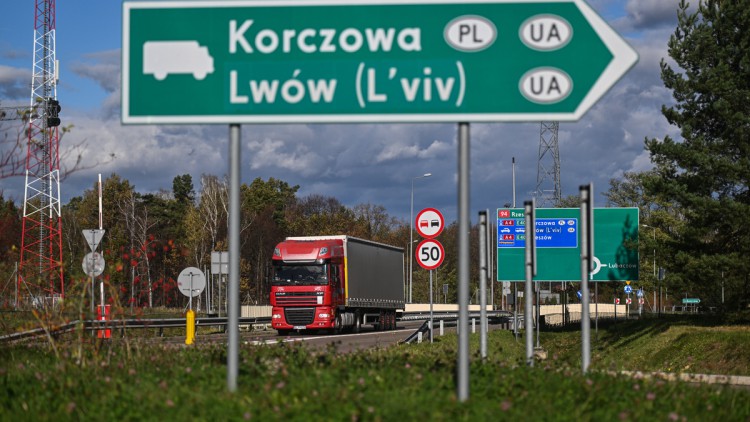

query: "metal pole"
left=579, top=184, right=592, bottom=374
left=227, top=124, right=240, bottom=392
left=513, top=282, right=518, bottom=339
left=479, top=210, right=488, bottom=360
left=524, top=199, right=536, bottom=367
left=512, top=157, right=516, bottom=210
left=595, top=281, right=599, bottom=340
left=429, top=270, right=433, bottom=343
left=90, top=232, right=96, bottom=314
left=488, top=217, right=494, bottom=310
left=189, top=273, right=194, bottom=311
left=457, top=122, right=470, bottom=402
left=409, top=179, right=414, bottom=304
left=14, top=262, right=18, bottom=310
left=535, top=284, right=540, bottom=348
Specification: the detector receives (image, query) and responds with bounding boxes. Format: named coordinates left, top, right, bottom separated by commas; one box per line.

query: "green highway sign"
left=497, top=208, right=639, bottom=282
left=122, top=0, right=638, bottom=124
left=682, top=298, right=700, bottom=304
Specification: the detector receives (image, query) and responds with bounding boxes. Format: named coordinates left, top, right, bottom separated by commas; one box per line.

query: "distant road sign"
left=624, top=285, right=632, bottom=294
left=82, top=229, right=106, bottom=252
left=497, top=216, right=578, bottom=248
left=682, top=298, right=700, bottom=304
left=178, top=267, right=207, bottom=297
left=497, top=208, right=639, bottom=281
left=416, top=239, right=445, bottom=270
left=416, top=208, right=444, bottom=239
left=82, top=252, right=105, bottom=277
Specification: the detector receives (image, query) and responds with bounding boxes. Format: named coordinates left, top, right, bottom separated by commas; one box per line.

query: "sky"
left=0, top=0, right=684, bottom=225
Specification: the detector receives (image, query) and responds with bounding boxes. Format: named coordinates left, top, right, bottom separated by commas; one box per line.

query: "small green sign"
left=122, top=0, right=637, bottom=124
left=682, top=298, right=700, bottom=304
left=497, top=208, right=639, bottom=282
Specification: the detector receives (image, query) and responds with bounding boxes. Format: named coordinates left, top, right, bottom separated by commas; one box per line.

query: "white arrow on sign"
left=416, top=238, right=445, bottom=270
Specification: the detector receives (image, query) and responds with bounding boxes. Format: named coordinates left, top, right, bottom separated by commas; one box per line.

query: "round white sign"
left=178, top=267, right=206, bottom=297
left=415, top=208, right=445, bottom=239
left=82, top=252, right=105, bottom=277
left=415, top=239, right=445, bottom=270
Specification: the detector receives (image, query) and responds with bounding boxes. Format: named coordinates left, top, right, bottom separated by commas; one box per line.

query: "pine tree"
left=644, top=0, right=750, bottom=310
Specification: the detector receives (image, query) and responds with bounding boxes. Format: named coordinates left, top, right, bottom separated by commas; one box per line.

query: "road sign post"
left=123, top=0, right=637, bottom=124
left=415, top=208, right=444, bottom=345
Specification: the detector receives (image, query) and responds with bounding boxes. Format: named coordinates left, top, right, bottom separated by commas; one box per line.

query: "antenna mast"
left=18, top=0, right=64, bottom=307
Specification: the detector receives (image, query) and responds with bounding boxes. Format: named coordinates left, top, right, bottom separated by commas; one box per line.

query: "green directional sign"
left=122, top=0, right=637, bottom=124
left=682, top=298, right=700, bottom=304
left=497, top=208, right=639, bottom=282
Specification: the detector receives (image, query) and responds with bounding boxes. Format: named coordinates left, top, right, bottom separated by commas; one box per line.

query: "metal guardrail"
left=0, top=311, right=513, bottom=343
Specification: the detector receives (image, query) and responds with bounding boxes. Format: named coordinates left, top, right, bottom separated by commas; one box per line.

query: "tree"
left=644, top=0, right=750, bottom=310
left=0, top=194, right=21, bottom=307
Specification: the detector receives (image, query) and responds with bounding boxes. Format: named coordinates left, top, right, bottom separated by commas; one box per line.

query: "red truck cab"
left=270, top=238, right=345, bottom=334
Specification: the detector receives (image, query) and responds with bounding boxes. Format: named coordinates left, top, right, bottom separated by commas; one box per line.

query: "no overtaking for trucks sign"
left=122, top=0, right=637, bottom=124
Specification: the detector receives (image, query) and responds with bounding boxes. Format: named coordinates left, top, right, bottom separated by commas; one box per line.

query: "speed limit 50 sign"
left=416, top=239, right=445, bottom=270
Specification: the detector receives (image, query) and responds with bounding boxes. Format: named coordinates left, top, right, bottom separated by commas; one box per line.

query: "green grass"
left=1, top=315, right=749, bottom=421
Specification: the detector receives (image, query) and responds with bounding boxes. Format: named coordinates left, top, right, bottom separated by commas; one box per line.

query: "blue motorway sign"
left=497, top=217, right=578, bottom=248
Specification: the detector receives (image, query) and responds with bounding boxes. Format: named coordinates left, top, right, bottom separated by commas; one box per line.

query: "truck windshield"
left=272, top=264, right=328, bottom=286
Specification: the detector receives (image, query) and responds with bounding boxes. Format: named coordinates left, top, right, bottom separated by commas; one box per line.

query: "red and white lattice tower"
left=18, top=0, right=64, bottom=306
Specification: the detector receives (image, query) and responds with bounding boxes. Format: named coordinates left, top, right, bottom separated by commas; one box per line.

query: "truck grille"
left=284, top=307, right=315, bottom=325
left=275, top=292, right=321, bottom=306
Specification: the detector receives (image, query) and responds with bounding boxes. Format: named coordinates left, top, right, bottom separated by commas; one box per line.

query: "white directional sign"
left=416, top=208, right=445, bottom=239
left=82, top=252, right=105, bottom=277
left=416, top=239, right=445, bottom=270
left=178, top=267, right=207, bottom=297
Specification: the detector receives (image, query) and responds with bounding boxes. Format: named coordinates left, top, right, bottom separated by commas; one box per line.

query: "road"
left=184, top=319, right=512, bottom=353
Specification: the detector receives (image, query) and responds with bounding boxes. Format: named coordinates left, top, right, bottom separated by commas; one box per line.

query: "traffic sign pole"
left=479, top=210, right=488, bottom=360
left=579, top=183, right=592, bottom=374
left=524, top=199, right=536, bottom=367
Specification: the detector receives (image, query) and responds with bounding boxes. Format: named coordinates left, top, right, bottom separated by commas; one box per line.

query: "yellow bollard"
left=185, top=309, right=195, bottom=345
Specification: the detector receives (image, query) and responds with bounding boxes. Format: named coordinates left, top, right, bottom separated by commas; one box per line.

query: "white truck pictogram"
left=143, top=41, right=214, bottom=80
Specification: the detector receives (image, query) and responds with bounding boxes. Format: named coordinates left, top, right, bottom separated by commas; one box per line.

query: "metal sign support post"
left=457, top=122, right=470, bottom=402
left=524, top=199, right=537, bottom=367
left=479, top=210, right=488, bottom=360
left=429, top=270, right=433, bottom=343
left=188, top=273, right=194, bottom=310
left=227, top=124, right=240, bottom=393
left=579, top=184, right=593, bottom=374
left=90, top=231, right=96, bottom=314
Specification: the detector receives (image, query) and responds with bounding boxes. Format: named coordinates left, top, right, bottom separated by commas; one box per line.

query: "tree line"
left=0, top=1, right=747, bottom=313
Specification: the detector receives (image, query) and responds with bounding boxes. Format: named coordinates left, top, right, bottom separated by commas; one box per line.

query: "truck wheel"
left=352, top=312, right=361, bottom=333
left=335, top=314, right=344, bottom=334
